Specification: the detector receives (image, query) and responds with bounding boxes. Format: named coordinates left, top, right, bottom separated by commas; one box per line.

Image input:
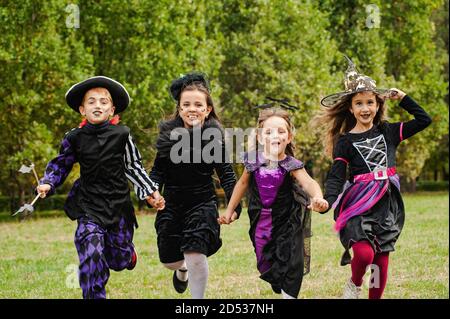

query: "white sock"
left=184, top=252, right=208, bottom=299
left=281, top=289, right=296, bottom=299
left=163, top=260, right=188, bottom=281
left=177, top=268, right=188, bottom=282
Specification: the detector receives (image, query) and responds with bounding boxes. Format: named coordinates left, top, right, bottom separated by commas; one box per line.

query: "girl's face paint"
left=179, top=89, right=212, bottom=128
left=79, top=88, right=115, bottom=125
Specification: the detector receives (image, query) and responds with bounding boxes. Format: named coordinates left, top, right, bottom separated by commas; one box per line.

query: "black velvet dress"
left=149, top=117, right=241, bottom=263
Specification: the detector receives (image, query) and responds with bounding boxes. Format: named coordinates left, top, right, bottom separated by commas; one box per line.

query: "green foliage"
left=380, top=0, right=448, bottom=182
left=0, top=1, right=93, bottom=199
left=416, top=180, right=449, bottom=191
left=216, top=0, right=339, bottom=168
left=0, top=0, right=447, bottom=202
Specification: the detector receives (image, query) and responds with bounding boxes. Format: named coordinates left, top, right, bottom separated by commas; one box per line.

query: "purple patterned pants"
left=74, top=216, right=135, bottom=299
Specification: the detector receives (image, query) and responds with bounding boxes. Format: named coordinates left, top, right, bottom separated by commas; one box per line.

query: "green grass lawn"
left=0, top=192, right=448, bottom=299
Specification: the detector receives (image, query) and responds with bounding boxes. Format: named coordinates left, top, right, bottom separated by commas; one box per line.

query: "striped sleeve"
left=124, top=133, right=158, bottom=200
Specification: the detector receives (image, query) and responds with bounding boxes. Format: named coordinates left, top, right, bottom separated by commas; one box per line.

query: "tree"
left=380, top=0, right=448, bottom=190
left=215, top=0, right=339, bottom=177
left=0, top=1, right=93, bottom=209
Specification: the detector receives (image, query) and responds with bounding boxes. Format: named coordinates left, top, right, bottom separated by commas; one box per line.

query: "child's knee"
left=352, top=241, right=375, bottom=264
left=163, top=260, right=186, bottom=270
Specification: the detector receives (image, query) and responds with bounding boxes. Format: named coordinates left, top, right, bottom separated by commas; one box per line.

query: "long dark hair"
left=312, top=92, right=386, bottom=157
left=168, top=82, right=220, bottom=124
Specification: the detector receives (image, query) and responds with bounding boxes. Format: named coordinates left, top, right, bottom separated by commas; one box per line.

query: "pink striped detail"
left=334, top=181, right=389, bottom=232
left=400, top=122, right=404, bottom=142
left=334, top=157, right=349, bottom=165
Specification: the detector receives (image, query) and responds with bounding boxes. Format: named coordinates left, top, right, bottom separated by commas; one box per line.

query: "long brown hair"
left=169, top=82, right=220, bottom=123
left=256, top=108, right=296, bottom=157
left=312, top=92, right=386, bottom=158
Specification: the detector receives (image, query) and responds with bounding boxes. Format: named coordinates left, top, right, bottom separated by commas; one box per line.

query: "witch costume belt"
left=334, top=166, right=400, bottom=232
left=353, top=167, right=397, bottom=182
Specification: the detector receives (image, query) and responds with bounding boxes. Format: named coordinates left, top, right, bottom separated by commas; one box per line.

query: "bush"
left=416, top=180, right=449, bottom=192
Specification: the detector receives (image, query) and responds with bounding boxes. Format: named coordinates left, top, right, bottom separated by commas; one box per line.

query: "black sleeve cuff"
left=399, top=94, right=414, bottom=109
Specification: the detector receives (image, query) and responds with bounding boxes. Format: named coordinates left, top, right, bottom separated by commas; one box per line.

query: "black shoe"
left=271, top=284, right=281, bottom=294
left=172, top=270, right=188, bottom=293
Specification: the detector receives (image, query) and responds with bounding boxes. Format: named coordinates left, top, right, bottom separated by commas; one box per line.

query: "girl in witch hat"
left=37, top=76, right=164, bottom=299
left=219, top=102, right=329, bottom=299
left=147, top=72, right=241, bottom=298
left=315, top=56, right=432, bottom=299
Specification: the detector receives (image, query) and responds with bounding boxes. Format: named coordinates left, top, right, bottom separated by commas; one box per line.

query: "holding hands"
left=308, top=197, right=329, bottom=213
left=218, top=210, right=238, bottom=225
left=146, top=190, right=165, bottom=211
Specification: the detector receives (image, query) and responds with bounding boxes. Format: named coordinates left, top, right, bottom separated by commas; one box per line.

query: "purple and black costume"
left=40, top=121, right=158, bottom=298
left=324, top=95, right=432, bottom=265
left=149, top=117, right=241, bottom=263
left=244, top=151, right=312, bottom=298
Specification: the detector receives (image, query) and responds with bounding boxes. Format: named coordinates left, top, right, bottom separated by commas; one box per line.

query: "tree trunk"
left=401, top=176, right=417, bottom=192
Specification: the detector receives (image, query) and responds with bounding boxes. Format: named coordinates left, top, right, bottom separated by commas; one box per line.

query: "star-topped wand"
left=18, top=163, right=40, bottom=184
left=14, top=162, right=42, bottom=217
left=12, top=193, right=41, bottom=217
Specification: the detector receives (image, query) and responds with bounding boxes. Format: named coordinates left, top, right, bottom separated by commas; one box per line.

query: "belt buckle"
left=373, top=167, right=388, bottom=180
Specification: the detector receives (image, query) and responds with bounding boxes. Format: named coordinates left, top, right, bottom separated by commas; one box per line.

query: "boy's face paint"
left=258, top=116, right=292, bottom=159
left=79, top=88, right=115, bottom=125
left=178, top=89, right=212, bottom=128
left=350, top=91, right=379, bottom=128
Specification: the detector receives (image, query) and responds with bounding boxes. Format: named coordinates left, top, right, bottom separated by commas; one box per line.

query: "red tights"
left=351, top=241, right=390, bottom=299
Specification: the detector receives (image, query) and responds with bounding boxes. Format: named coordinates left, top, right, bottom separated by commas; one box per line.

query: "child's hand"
left=147, top=191, right=165, bottom=211
left=308, top=197, right=329, bottom=212
left=218, top=211, right=238, bottom=225
left=36, top=184, right=51, bottom=198
left=386, top=88, right=406, bottom=101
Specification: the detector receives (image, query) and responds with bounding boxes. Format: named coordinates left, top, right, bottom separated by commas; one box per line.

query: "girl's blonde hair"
left=312, top=92, right=386, bottom=157
left=254, top=108, right=296, bottom=156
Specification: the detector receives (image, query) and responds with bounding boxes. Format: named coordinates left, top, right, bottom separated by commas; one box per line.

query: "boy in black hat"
left=37, top=76, right=164, bottom=299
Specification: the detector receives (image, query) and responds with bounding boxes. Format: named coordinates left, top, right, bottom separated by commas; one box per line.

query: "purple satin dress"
left=254, top=166, right=286, bottom=273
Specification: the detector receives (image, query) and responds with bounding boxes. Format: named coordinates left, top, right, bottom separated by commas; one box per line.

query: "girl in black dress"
left=317, top=56, right=432, bottom=298
left=148, top=72, right=241, bottom=298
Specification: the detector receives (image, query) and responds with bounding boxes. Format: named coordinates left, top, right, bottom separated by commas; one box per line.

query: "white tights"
left=163, top=252, right=208, bottom=299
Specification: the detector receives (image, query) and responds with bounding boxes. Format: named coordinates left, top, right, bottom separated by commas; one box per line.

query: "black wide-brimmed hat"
left=320, top=55, right=389, bottom=107
left=65, top=76, right=130, bottom=113
left=169, top=72, right=210, bottom=101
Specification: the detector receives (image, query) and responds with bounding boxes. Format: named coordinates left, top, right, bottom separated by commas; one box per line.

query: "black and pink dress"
left=324, top=95, right=432, bottom=265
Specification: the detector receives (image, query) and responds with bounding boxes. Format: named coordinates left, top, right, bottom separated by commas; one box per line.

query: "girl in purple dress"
left=219, top=108, right=328, bottom=299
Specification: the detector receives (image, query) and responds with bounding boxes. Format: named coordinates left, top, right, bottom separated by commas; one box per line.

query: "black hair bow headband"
left=169, top=72, right=210, bottom=101
left=254, top=97, right=299, bottom=111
